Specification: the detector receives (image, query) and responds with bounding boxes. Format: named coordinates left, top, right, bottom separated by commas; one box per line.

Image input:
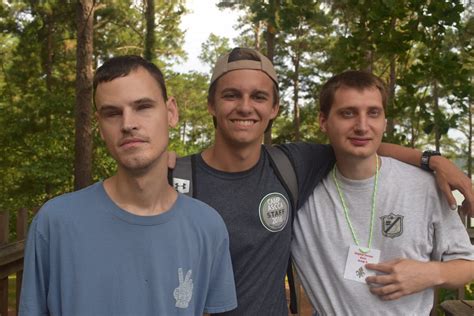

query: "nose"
left=354, top=114, right=368, bottom=133
left=235, top=96, right=253, bottom=114
left=121, top=109, right=138, bottom=133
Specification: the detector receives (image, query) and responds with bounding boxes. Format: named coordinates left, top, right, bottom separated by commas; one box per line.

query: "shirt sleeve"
left=204, top=228, right=237, bottom=314
left=19, top=218, right=50, bottom=316
left=430, top=190, right=474, bottom=262
left=278, top=142, right=336, bottom=209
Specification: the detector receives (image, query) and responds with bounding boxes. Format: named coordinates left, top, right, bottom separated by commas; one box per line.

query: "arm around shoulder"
left=378, top=143, right=474, bottom=216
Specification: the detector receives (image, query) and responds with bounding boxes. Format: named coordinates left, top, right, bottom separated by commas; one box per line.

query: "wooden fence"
left=0, top=209, right=31, bottom=316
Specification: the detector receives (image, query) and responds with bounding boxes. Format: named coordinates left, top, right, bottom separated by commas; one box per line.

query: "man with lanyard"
left=291, top=70, right=474, bottom=315
left=174, top=47, right=474, bottom=315
left=20, top=56, right=237, bottom=315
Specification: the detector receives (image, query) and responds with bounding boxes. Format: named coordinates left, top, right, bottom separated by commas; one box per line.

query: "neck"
left=202, top=137, right=262, bottom=172
left=104, top=157, right=177, bottom=216
left=335, top=154, right=380, bottom=180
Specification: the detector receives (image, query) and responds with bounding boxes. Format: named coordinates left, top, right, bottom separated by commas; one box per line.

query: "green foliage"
left=1, top=0, right=472, bottom=215
left=199, top=33, right=231, bottom=71
left=167, top=71, right=214, bottom=156
left=0, top=0, right=189, bottom=215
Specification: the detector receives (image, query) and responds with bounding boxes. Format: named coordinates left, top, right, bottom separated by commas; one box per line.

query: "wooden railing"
left=0, top=209, right=30, bottom=316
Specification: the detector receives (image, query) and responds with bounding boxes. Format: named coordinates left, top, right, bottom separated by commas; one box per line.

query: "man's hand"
left=365, top=259, right=440, bottom=301
left=430, top=156, right=473, bottom=216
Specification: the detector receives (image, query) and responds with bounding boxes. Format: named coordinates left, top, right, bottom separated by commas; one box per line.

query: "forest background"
left=0, top=0, right=472, bottom=224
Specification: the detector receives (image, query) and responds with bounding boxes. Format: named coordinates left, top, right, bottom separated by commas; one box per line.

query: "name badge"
left=343, top=245, right=380, bottom=283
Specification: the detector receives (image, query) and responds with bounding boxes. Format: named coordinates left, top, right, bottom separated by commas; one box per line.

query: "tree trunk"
left=293, top=55, right=300, bottom=141
left=386, top=56, right=396, bottom=140
left=74, top=0, right=94, bottom=190
left=144, top=0, right=155, bottom=61
left=254, top=20, right=261, bottom=50
left=385, top=17, right=397, bottom=141
left=263, top=0, right=279, bottom=146
left=432, top=81, right=441, bottom=151
left=468, top=97, right=472, bottom=179
left=264, top=27, right=275, bottom=146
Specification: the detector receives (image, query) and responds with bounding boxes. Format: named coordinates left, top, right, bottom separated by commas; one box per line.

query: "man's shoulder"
left=278, top=141, right=331, bottom=156
left=385, top=157, right=436, bottom=183
left=37, top=182, right=103, bottom=218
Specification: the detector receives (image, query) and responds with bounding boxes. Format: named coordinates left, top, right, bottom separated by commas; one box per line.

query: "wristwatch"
left=420, top=150, right=441, bottom=171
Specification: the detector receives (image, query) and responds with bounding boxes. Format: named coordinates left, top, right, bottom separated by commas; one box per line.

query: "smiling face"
left=95, top=67, right=178, bottom=173
left=208, top=69, right=279, bottom=148
left=320, top=86, right=386, bottom=163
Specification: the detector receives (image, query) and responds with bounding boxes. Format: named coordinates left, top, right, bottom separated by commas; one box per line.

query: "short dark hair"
left=93, top=55, right=168, bottom=101
left=207, top=47, right=279, bottom=107
left=319, top=70, right=387, bottom=116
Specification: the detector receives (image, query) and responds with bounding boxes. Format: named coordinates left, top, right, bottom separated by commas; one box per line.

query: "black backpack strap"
left=169, top=155, right=196, bottom=197
left=264, top=145, right=300, bottom=315
left=265, top=145, right=298, bottom=216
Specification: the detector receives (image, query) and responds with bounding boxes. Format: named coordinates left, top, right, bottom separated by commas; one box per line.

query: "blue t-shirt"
left=19, top=182, right=237, bottom=316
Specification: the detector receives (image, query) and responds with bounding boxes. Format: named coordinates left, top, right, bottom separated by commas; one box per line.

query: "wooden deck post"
left=16, top=208, right=28, bottom=314
left=0, top=211, right=9, bottom=316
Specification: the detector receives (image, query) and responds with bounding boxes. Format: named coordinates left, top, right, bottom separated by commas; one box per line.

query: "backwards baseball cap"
left=210, top=47, right=278, bottom=86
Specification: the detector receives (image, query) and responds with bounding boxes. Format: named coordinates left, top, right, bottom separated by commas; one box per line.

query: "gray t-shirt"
left=20, top=182, right=237, bottom=316
left=292, top=157, right=474, bottom=316
left=191, top=143, right=335, bottom=315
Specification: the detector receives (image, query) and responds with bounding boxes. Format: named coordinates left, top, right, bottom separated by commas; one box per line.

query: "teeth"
left=233, top=120, right=254, bottom=126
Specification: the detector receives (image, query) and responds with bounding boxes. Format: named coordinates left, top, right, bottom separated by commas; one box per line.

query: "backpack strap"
left=265, top=145, right=298, bottom=213
left=169, top=155, right=196, bottom=197
left=264, top=145, right=300, bottom=315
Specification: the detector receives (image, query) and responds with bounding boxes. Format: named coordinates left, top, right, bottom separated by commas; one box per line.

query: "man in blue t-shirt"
left=19, top=55, right=237, bottom=315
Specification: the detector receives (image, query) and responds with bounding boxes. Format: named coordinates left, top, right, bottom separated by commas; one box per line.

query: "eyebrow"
left=132, top=97, right=157, bottom=105
left=220, top=87, right=271, bottom=96
left=97, top=98, right=157, bottom=112
left=97, top=104, right=119, bottom=114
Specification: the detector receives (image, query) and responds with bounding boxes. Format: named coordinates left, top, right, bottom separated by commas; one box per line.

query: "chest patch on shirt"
left=380, top=213, right=404, bottom=238
left=174, top=268, right=193, bottom=308
left=259, top=192, right=289, bottom=232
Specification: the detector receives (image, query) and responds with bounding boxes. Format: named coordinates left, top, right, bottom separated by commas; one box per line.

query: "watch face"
left=421, top=150, right=440, bottom=171
left=423, top=150, right=441, bottom=156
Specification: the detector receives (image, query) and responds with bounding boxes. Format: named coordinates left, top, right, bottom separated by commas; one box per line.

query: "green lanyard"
left=332, top=155, right=379, bottom=253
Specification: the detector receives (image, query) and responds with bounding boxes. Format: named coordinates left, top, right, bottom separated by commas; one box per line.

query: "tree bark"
left=263, top=0, right=279, bottom=145
left=144, top=0, right=155, bottom=61
left=468, top=97, right=472, bottom=179
left=432, top=80, right=441, bottom=151
left=74, top=0, right=94, bottom=190
left=386, top=56, right=396, bottom=140
left=292, top=54, right=300, bottom=141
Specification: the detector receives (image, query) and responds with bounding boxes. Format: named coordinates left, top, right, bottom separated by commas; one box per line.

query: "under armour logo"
left=173, top=178, right=190, bottom=194
left=175, top=182, right=187, bottom=190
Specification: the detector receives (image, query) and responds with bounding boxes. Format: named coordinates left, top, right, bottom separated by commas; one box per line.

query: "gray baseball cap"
left=210, top=48, right=278, bottom=86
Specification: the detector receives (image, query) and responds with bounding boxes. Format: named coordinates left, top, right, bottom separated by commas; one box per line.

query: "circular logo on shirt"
left=259, top=192, right=290, bottom=232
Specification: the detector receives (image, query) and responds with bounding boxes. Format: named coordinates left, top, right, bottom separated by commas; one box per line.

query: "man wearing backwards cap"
left=175, top=47, right=473, bottom=315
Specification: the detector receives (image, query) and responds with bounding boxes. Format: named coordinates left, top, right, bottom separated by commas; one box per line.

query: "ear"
left=207, top=101, right=216, bottom=116
left=319, top=112, right=328, bottom=133
left=269, top=103, right=280, bottom=120
left=95, top=111, right=105, bottom=140
left=166, top=97, right=179, bottom=128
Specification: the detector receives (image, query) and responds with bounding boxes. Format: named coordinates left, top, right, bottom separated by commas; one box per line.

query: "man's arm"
left=365, top=259, right=474, bottom=300
left=378, top=143, right=473, bottom=216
